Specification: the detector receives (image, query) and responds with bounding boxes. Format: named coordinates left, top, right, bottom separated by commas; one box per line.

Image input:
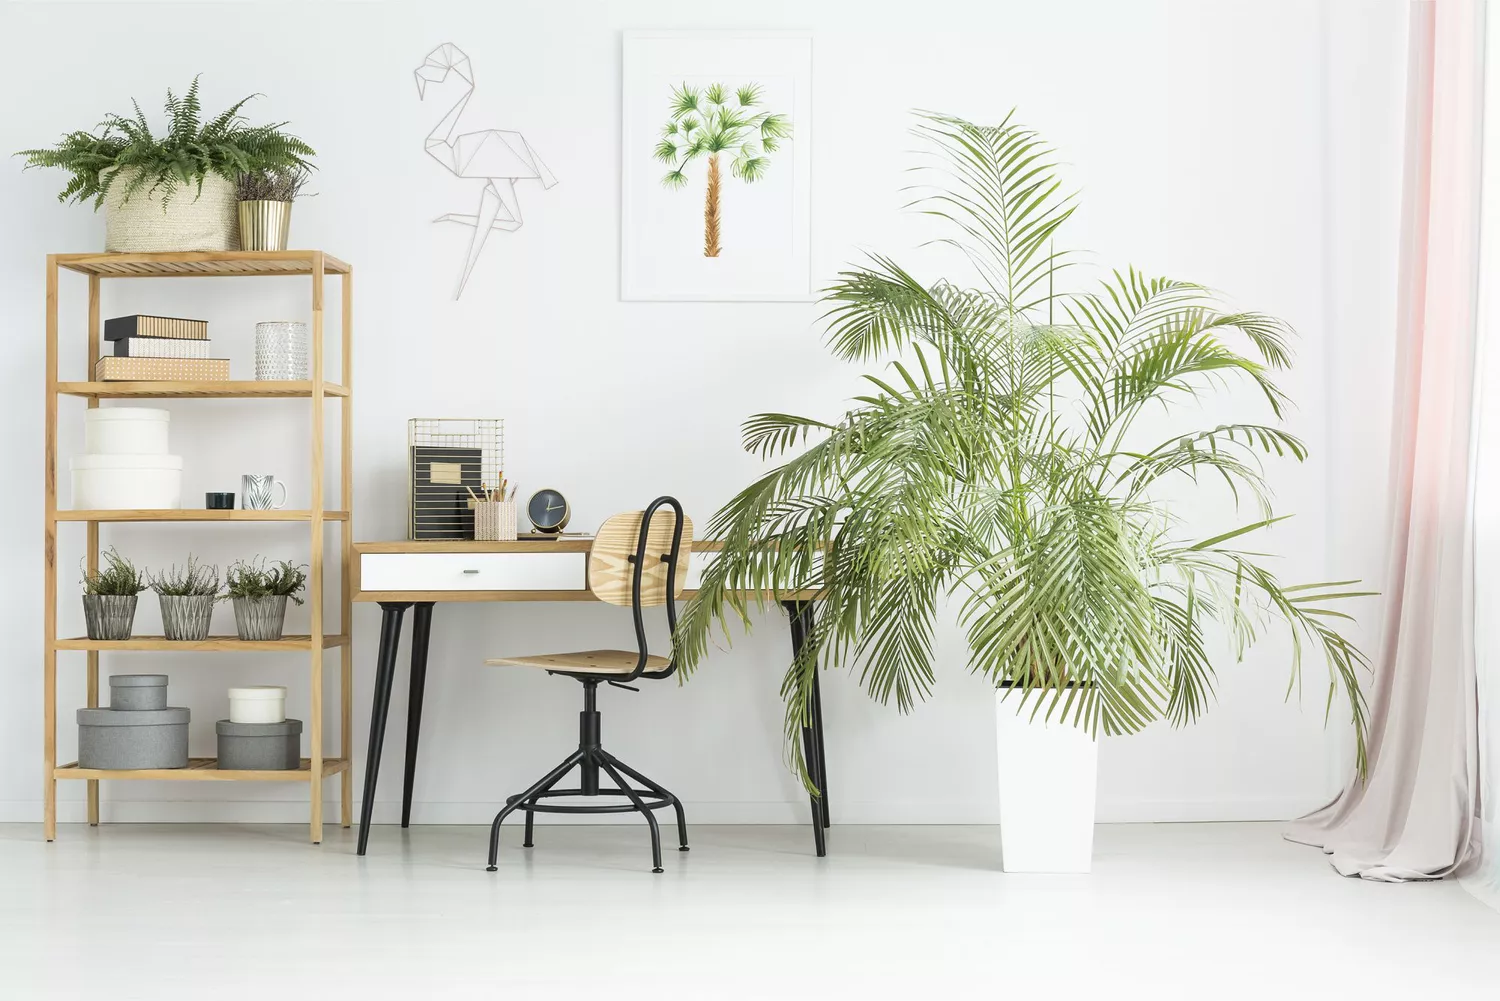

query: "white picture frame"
left=621, top=31, right=813, bottom=301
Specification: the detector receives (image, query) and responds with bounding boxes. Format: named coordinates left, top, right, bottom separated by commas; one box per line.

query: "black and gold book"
left=103, top=314, right=209, bottom=341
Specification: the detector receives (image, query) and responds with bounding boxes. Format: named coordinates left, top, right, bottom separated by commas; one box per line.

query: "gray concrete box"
left=77, top=706, right=189, bottom=769
left=216, top=718, right=302, bottom=770
left=108, top=674, right=168, bottom=711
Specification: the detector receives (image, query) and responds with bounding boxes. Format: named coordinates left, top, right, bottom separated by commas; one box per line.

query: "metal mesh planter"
left=232, top=595, right=289, bottom=641
left=160, top=594, right=216, bottom=641
left=82, top=594, right=138, bottom=641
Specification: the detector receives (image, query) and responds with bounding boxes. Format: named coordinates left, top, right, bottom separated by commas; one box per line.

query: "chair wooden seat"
left=486, top=650, right=670, bottom=675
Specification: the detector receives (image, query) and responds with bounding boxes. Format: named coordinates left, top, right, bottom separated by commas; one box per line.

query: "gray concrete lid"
left=78, top=706, right=189, bottom=726
left=108, top=675, right=168, bottom=687
left=215, top=718, right=303, bottom=737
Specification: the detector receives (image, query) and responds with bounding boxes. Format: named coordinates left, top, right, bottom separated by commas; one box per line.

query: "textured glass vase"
left=233, top=595, right=289, bottom=641
left=82, top=594, right=138, bottom=641
left=159, top=594, right=216, bottom=641
left=254, top=322, right=309, bottom=381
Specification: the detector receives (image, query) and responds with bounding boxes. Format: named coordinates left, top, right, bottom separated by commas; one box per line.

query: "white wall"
left=0, top=0, right=1409, bottom=826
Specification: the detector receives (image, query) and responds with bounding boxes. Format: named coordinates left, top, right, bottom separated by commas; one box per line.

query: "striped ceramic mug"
left=241, top=474, right=288, bottom=510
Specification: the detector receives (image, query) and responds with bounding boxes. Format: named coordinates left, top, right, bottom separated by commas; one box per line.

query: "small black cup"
left=205, top=492, right=236, bottom=509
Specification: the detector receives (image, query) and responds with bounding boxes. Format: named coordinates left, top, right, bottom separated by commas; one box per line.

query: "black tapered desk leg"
left=401, top=602, right=435, bottom=828
left=357, top=602, right=409, bottom=856
left=784, top=600, right=827, bottom=857
left=810, top=649, right=830, bottom=830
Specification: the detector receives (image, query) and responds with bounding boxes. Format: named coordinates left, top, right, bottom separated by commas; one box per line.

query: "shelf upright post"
left=308, top=252, right=327, bottom=844
left=339, top=267, right=354, bottom=828
left=43, top=256, right=59, bottom=841
left=85, top=274, right=101, bottom=826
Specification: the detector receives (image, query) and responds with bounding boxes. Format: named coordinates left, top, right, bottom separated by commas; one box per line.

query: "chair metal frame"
left=486, top=496, right=690, bottom=873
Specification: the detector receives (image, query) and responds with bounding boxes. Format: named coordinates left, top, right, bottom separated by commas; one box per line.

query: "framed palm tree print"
left=622, top=31, right=812, bottom=301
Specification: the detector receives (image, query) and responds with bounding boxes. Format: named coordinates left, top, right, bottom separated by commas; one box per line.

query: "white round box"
left=84, top=408, right=170, bottom=455
left=229, top=686, right=287, bottom=724
left=70, top=453, right=183, bottom=509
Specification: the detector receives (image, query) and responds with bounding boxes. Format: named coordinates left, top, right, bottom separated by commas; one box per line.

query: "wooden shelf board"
left=55, top=509, right=349, bottom=522
left=56, top=634, right=349, bottom=652
left=57, top=380, right=348, bottom=398
left=55, top=758, right=349, bottom=782
left=54, top=251, right=350, bottom=278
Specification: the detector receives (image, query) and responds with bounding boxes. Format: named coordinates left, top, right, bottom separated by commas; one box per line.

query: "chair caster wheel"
left=679, top=846, right=690, bottom=852
left=652, top=867, right=664, bottom=874
left=486, top=865, right=497, bottom=872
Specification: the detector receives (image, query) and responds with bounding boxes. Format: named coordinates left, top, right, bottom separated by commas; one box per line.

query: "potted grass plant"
left=15, top=76, right=315, bottom=252
left=226, top=558, right=307, bottom=641
left=236, top=166, right=311, bottom=251
left=81, top=548, right=149, bottom=641
left=675, top=111, right=1372, bottom=873
left=152, top=557, right=222, bottom=642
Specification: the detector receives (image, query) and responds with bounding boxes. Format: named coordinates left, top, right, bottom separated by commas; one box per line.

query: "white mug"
left=241, top=474, right=288, bottom=510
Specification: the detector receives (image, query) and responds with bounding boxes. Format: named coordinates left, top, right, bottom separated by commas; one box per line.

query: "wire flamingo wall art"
left=415, top=43, right=558, bottom=299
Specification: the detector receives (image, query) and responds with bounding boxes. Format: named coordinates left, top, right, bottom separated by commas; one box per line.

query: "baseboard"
left=0, top=797, right=1318, bottom=826
left=1094, top=796, right=1326, bottom=823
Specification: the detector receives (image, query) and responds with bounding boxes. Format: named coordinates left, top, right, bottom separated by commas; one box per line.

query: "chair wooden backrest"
left=587, top=507, right=694, bottom=606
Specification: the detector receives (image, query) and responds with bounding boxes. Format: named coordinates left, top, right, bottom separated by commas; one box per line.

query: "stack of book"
left=97, top=315, right=230, bottom=382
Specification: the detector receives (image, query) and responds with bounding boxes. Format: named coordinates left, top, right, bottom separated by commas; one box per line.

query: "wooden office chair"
left=483, top=497, right=693, bottom=873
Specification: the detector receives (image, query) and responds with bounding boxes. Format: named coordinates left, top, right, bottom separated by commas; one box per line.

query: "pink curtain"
left=1285, top=0, right=1483, bottom=881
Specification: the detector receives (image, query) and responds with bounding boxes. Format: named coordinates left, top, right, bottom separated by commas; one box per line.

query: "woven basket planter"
left=103, top=170, right=239, bottom=253
left=159, top=594, right=216, bottom=642
left=233, top=595, right=289, bottom=641
left=83, top=594, right=138, bottom=641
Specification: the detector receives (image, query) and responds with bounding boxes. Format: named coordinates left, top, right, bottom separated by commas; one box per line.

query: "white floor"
left=1, top=822, right=1495, bottom=1000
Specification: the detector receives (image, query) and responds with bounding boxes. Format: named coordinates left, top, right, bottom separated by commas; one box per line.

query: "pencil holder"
left=473, top=501, right=517, bottom=541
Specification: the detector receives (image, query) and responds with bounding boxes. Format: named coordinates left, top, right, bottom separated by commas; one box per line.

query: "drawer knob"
left=462, top=569, right=480, bottom=574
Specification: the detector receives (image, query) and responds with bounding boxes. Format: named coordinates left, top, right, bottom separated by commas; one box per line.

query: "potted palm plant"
left=15, top=76, right=314, bottom=252
left=226, top=558, right=307, bottom=641
left=152, top=557, right=222, bottom=642
left=81, top=548, right=149, bottom=641
left=676, top=111, right=1371, bottom=873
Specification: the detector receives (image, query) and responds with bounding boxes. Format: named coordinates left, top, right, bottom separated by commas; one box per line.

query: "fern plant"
left=675, top=111, right=1372, bottom=784
left=15, top=76, right=315, bottom=209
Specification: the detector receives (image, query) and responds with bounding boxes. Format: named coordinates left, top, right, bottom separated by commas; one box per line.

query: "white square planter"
left=995, top=691, right=1099, bottom=873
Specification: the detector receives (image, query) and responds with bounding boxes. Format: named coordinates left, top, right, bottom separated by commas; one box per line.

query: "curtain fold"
left=1285, top=0, right=1483, bottom=882
left=1465, top=0, right=1500, bottom=912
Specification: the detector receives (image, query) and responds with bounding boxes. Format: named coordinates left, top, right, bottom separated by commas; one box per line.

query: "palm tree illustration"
left=655, top=82, right=790, bottom=258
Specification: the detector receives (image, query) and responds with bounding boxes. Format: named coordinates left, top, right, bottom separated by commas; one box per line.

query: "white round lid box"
left=228, top=686, right=288, bottom=724
left=84, top=408, right=171, bottom=455
left=70, top=453, right=184, bottom=510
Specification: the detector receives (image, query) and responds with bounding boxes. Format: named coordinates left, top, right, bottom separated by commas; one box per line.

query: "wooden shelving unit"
left=43, top=249, right=353, bottom=845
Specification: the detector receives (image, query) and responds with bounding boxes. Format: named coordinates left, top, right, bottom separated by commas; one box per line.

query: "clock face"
left=528, top=488, right=569, bottom=532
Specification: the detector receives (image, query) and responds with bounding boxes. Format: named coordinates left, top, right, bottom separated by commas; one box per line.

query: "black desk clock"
left=527, top=488, right=571, bottom=534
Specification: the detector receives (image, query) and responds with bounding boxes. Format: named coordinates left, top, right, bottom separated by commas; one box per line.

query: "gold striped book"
left=103, top=315, right=209, bottom=341
left=95, top=357, right=230, bottom=381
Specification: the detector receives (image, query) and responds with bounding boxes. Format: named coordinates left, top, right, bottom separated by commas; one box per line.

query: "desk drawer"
left=361, top=552, right=586, bottom=592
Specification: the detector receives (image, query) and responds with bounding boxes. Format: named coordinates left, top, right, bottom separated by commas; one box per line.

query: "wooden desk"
left=351, top=538, right=828, bottom=857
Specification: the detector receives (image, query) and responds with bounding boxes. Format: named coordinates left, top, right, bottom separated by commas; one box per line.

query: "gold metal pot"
left=237, top=200, right=292, bottom=252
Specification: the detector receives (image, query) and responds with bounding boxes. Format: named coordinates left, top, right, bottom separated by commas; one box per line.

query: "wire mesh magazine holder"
left=483, top=497, right=692, bottom=873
